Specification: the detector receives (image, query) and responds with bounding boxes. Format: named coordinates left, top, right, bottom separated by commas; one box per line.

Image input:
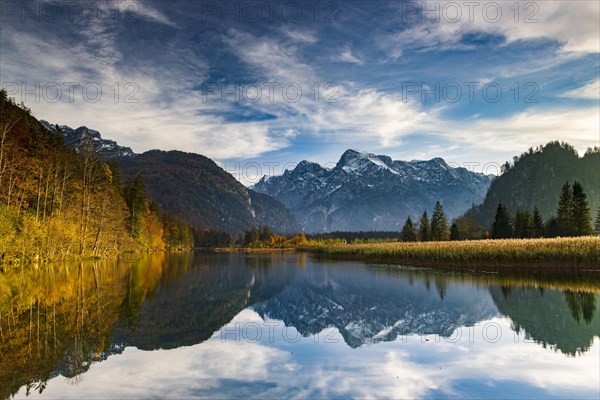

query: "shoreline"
left=212, top=247, right=296, bottom=253
left=301, top=236, right=600, bottom=274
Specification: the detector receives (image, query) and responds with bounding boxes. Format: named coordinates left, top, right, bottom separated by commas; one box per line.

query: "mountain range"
left=253, top=149, right=494, bottom=232
left=40, top=119, right=597, bottom=235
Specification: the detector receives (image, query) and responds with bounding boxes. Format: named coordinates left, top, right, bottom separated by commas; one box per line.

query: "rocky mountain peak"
left=254, top=149, right=495, bottom=232
left=336, top=149, right=396, bottom=175
left=40, top=120, right=134, bottom=158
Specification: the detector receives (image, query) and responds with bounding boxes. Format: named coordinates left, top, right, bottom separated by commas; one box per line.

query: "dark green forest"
left=470, top=142, right=600, bottom=228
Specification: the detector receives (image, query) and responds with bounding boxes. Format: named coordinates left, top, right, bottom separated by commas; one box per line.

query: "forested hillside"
left=468, top=142, right=600, bottom=228
left=0, top=90, right=192, bottom=264
left=119, top=150, right=299, bottom=234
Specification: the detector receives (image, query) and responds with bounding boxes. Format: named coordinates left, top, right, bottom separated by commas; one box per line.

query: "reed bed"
left=305, top=236, right=600, bottom=272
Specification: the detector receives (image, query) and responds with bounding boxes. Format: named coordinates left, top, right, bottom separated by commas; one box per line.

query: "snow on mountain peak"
left=253, top=148, right=495, bottom=232
left=338, top=149, right=398, bottom=175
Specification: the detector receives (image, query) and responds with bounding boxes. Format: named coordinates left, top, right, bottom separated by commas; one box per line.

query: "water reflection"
left=252, top=261, right=497, bottom=347
left=491, top=287, right=599, bottom=356
left=0, top=252, right=598, bottom=399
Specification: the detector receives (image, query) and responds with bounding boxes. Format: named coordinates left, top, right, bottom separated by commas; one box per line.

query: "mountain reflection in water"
left=1, top=252, right=599, bottom=399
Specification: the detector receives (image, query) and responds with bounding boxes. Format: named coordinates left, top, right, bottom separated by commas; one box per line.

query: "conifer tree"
left=431, top=201, right=449, bottom=241
left=546, top=217, right=560, bottom=238
left=556, top=181, right=574, bottom=236
left=595, top=207, right=600, bottom=235
left=571, top=181, right=593, bottom=236
left=450, top=223, right=460, bottom=241
left=401, top=217, right=418, bottom=242
left=419, top=211, right=431, bottom=242
left=514, top=209, right=533, bottom=238
left=531, top=205, right=544, bottom=238
left=491, top=202, right=513, bottom=239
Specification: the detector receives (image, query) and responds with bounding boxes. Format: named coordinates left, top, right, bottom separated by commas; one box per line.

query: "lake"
left=1, top=252, right=599, bottom=399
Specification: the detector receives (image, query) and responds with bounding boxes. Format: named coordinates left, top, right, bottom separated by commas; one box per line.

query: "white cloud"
left=226, top=29, right=318, bottom=85
left=563, top=79, right=600, bottom=99
left=2, top=2, right=598, bottom=180
left=309, top=88, right=429, bottom=146
left=132, top=1, right=176, bottom=27
left=444, top=106, right=600, bottom=154
left=282, top=27, right=318, bottom=45
left=384, top=0, right=600, bottom=57
left=336, top=46, right=364, bottom=65
left=1, top=27, right=289, bottom=160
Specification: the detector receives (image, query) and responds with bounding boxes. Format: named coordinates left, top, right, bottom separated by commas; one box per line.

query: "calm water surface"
left=1, top=252, right=599, bottom=399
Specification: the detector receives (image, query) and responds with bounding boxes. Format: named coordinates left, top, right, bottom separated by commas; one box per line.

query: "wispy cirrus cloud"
left=1, top=0, right=598, bottom=183
left=335, top=46, right=364, bottom=65
left=382, top=0, right=600, bottom=57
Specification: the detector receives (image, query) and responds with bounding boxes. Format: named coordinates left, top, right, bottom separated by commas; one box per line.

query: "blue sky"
left=1, top=0, right=599, bottom=184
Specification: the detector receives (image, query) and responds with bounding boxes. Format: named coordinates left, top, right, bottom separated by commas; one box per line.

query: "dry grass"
left=305, top=236, right=600, bottom=271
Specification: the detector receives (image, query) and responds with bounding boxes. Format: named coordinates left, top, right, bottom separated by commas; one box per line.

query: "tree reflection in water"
left=0, top=253, right=598, bottom=398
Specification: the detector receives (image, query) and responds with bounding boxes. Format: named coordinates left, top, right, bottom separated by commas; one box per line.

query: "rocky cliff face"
left=40, top=120, right=134, bottom=158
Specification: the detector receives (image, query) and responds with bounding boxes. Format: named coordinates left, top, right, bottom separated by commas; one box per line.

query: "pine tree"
left=556, top=181, right=574, bottom=236
left=401, top=217, right=418, bottom=242
left=491, top=202, right=513, bottom=239
left=431, top=201, right=449, bottom=241
left=513, top=209, right=533, bottom=238
left=419, top=211, right=431, bottom=242
left=531, top=205, right=544, bottom=238
left=450, top=223, right=460, bottom=240
left=571, top=181, right=593, bottom=236
left=546, top=216, right=560, bottom=238
left=595, top=207, right=600, bottom=235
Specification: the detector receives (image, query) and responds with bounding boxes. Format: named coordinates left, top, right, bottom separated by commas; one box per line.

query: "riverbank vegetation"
left=305, top=236, right=600, bottom=270
left=0, top=90, right=193, bottom=265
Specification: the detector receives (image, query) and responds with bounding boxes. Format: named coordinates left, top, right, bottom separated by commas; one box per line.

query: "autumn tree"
left=124, top=175, right=147, bottom=238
